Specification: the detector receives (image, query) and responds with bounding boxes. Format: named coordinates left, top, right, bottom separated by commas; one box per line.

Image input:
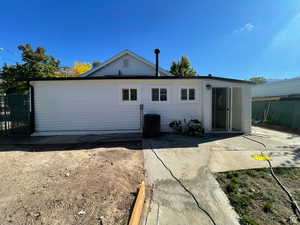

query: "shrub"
left=169, top=120, right=183, bottom=133
left=186, top=119, right=204, bottom=136
left=169, top=119, right=204, bottom=136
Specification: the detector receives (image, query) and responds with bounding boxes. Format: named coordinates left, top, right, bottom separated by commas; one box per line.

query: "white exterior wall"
left=252, top=77, right=300, bottom=98
left=241, top=85, right=252, bottom=134
left=232, top=88, right=242, bottom=130
left=32, top=79, right=251, bottom=136
left=32, top=80, right=202, bottom=135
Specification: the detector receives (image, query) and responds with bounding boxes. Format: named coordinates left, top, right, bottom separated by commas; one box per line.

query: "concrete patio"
left=142, top=127, right=300, bottom=225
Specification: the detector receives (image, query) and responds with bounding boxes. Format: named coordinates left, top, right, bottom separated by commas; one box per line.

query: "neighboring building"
left=252, top=77, right=300, bottom=99
left=28, top=50, right=253, bottom=136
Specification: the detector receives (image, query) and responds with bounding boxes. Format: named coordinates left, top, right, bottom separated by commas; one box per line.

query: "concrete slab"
left=142, top=127, right=300, bottom=224
left=210, top=150, right=300, bottom=172
left=143, top=137, right=240, bottom=225
left=209, top=127, right=300, bottom=172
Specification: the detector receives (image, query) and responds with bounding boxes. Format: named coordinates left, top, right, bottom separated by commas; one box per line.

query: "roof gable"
left=81, top=50, right=172, bottom=77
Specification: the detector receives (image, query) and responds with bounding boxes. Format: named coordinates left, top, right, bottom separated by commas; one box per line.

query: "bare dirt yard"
left=0, top=142, right=144, bottom=225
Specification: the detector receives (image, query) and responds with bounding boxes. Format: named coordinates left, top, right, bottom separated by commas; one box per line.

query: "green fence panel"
left=252, top=100, right=300, bottom=130
left=252, top=101, right=268, bottom=121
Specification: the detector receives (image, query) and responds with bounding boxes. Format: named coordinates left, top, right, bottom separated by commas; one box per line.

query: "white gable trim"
left=81, top=50, right=173, bottom=77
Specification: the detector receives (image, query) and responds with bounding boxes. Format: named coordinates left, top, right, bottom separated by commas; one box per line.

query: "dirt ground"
left=0, top=142, right=144, bottom=225
left=216, top=168, right=300, bottom=225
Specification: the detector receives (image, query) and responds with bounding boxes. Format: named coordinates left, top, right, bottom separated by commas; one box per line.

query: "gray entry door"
left=212, top=87, right=229, bottom=131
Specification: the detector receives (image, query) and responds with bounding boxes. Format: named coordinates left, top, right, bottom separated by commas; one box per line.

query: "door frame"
left=211, top=87, right=232, bottom=132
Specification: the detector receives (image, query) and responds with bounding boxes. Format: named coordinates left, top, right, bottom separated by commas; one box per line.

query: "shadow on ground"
left=0, top=133, right=240, bottom=152
left=271, top=148, right=300, bottom=167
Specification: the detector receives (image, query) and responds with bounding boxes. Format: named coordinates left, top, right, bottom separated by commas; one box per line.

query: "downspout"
left=154, top=49, right=160, bottom=78
left=27, top=81, right=35, bottom=135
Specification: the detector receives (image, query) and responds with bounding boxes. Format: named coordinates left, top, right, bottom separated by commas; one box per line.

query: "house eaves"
left=26, top=75, right=254, bottom=84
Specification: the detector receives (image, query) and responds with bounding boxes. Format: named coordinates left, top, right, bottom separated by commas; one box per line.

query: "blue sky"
left=1, top=0, right=300, bottom=80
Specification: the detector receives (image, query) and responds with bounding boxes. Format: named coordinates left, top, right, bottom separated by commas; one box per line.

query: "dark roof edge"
left=26, top=75, right=254, bottom=84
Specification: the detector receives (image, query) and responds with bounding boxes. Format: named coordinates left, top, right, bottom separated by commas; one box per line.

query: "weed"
left=263, top=202, right=273, bottom=213
left=246, top=169, right=260, bottom=177
left=226, top=171, right=241, bottom=179
left=240, top=215, right=260, bottom=225
left=273, top=168, right=295, bottom=177
left=229, top=194, right=252, bottom=214
left=226, top=183, right=238, bottom=193
left=216, top=168, right=300, bottom=225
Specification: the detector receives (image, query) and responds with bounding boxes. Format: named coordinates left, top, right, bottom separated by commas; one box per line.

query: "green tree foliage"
left=0, top=44, right=60, bottom=93
left=249, top=77, right=267, bottom=84
left=92, top=61, right=101, bottom=68
left=170, top=56, right=197, bottom=76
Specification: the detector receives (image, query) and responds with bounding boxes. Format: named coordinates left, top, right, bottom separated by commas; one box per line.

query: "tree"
left=1, top=44, right=60, bottom=93
left=249, top=77, right=267, bottom=84
left=72, top=62, right=91, bottom=76
left=92, top=61, right=101, bottom=68
left=170, top=56, right=197, bottom=76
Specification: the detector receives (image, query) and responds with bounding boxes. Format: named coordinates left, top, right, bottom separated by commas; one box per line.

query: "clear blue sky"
left=1, top=0, right=300, bottom=80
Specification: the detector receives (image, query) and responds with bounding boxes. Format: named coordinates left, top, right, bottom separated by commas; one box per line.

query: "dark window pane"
left=181, top=89, right=187, bottom=100
left=160, top=88, right=167, bottom=101
left=122, top=89, right=129, bottom=101
left=130, top=89, right=137, bottom=101
left=152, top=88, right=159, bottom=101
left=189, top=89, right=195, bottom=100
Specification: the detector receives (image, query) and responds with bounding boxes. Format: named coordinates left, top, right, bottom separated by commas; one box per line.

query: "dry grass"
left=216, top=168, right=300, bottom=225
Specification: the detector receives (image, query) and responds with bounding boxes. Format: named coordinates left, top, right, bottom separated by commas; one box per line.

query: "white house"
left=29, top=50, right=253, bottom=136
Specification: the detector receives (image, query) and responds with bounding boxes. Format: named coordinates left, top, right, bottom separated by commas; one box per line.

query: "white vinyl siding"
left=33, top=82, right=141, bottom=133
left=31, top=79, right=251, bottom=135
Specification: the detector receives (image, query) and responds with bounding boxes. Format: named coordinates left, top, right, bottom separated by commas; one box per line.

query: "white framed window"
left=180, top=88, right=196, bottom=101
left=122, top=88, right=137, bottom=101
left=152, top=88, right=168, bottom=102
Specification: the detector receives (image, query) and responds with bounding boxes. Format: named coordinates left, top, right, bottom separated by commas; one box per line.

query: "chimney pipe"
left=154, top=48, right=160, bottom=78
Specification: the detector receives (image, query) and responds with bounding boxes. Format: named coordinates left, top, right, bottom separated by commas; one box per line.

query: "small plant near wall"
left=186, top=119, right=204, bottom=136
left=169, top=119, right=204, bottom=136
left=169, top=120, right=183, bottom=134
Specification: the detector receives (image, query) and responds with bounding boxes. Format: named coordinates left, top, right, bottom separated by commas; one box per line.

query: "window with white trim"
left=181, top=88, right=195, bottom=101
left=152, top=88, right=167, bottom=102
left=122, top=88, right=137, bottom=101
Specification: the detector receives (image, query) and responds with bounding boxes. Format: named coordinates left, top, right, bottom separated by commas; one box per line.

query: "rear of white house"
left=29, top=50, right=253, bottom=136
